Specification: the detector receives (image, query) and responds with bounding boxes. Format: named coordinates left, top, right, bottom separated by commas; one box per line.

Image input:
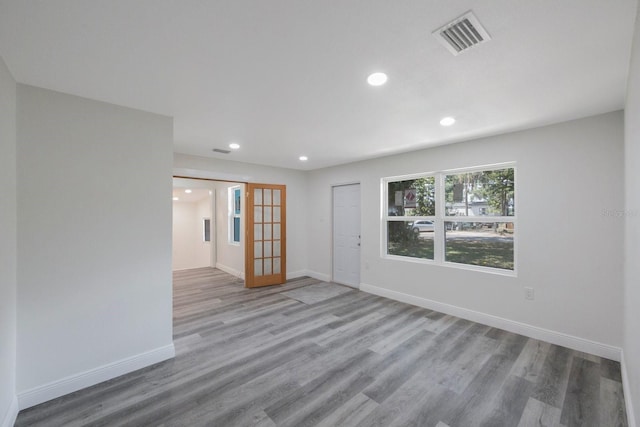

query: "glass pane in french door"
left=252, top=186, right=281, bottom=278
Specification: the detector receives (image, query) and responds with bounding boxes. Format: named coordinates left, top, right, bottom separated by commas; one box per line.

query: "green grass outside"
left=388, top=237, right=514, bottom=270
left=388, top=239, right=434, bottom=260
left=445, top=238, right=514, bottom=270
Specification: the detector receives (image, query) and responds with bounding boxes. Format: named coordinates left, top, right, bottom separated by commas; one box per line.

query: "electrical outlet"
left=525, top=287, right=535, bottom=300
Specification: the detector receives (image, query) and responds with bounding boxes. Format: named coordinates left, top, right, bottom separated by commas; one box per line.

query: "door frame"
left=174, top=175, right=287, bottom=288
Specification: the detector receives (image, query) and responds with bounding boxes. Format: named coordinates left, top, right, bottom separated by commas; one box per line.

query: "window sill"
left=382, top=253, right=517, bottom=277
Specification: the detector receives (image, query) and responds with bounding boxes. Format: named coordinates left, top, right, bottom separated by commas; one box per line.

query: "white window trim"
left=228, top=186, right=241, bottom=245
left=382, top=162, right=517, bottom=276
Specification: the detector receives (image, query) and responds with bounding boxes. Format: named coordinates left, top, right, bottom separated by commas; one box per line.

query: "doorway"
left=332, top=183, right=361, bottom=288
left=172, top=177, right=287, bottom=288
left=171, top=185, right=215, bottom=271
left=172, top=178, right=245, bottom=277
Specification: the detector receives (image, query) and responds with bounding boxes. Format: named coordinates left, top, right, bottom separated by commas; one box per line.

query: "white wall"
left=624, top=4, right=640, bottom=425
left=308, top=112, right=625, bottom=355
left=0, top=55, right=18, bottom=427
left=213, top=182, right=245, bottom=278
left=174, top=154, right=309, bottom=278
left=16, top=85, right=175, bottom=408
left=172, top=197, right=212, bottom=271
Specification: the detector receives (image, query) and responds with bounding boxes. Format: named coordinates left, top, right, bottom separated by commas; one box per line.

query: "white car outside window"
left=411, top=220, right=434, bottom=232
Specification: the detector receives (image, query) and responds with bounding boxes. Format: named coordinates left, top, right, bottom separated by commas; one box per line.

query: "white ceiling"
left=1, top=1, right=637, bottom=170
left=172, top=187, right=210, bottom=203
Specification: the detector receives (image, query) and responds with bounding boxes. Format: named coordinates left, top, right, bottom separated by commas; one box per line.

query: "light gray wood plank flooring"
left=15, top=267, right=628, bottom=426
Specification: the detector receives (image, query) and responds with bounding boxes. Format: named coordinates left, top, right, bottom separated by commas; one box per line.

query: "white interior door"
left=333, top=184, right=361, bottom=287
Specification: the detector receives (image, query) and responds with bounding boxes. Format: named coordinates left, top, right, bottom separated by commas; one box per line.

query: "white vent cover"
left=433, top=11, right=491, bottom=56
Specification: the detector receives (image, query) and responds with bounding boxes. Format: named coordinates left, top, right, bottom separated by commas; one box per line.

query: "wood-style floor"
left=16, top=267, right=627, bottom=426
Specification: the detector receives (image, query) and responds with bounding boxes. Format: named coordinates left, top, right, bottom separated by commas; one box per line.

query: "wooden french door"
left=245, top=183, right=286, bottom=287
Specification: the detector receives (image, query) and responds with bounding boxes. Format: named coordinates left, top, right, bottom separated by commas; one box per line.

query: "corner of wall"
left=623, top=2, right=640, bottom=426
left=215, top=262, right=245, bottom=279
left=1, top=395, right=18, bottom=427
left=622, top=351, right=638, bottom=427
left=0, top=54, right=17, bottom=427
left=294, top=270, right=330, bottom=282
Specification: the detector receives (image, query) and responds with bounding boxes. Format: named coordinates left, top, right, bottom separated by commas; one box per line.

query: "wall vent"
left=213, top=148, right=231, bottom=154
left=433, top=11, right=491, bottom=56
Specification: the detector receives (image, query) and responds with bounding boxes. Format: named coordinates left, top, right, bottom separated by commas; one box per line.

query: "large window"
left=383, top=164, right=515, bottom=274
left=229, top=186, right=241, bottom=244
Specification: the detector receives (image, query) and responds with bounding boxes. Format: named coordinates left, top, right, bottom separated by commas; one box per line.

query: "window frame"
left=383, top=171, right=438, bottom=263
left=228, top=186, right=241, bottom=245
left=382, top=162, right=517, bottom=276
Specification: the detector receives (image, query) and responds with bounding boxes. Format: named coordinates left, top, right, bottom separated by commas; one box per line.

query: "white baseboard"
left=288, top=270, right=358, bottom=288
left=1, top=394, right=18, bottom=427
left=621, top=351, right=637, bottom=427
left=18, top=343, right=175, bottom=410
left=172, top=266, right=211, bottom=272
left=215, top=263, right=244, bottom=279
left=286, top=270, right=309, bottom=280
left=302, top=270, right=331, bottom=282
left=213, top=266, right=325, bottom=282
left=360, top=283, right=622, bottom=361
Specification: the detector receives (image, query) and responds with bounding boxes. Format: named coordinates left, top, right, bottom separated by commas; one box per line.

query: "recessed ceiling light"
left=173, top=197, right=179, bottom=201
left=367, top=72, right=388, bottom=86
left=299, top=156, right=308, bottom=161
left=440, top=116, right=456, bottom=126
left=229, top=143, right=240, bottom=150
left=185, top=189, right=192, bottom=194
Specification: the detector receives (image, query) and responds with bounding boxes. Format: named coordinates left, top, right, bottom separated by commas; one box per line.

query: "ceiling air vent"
left=213, top=148, right=231, bottom=154
left=433, top=11, right=491, bottom=56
